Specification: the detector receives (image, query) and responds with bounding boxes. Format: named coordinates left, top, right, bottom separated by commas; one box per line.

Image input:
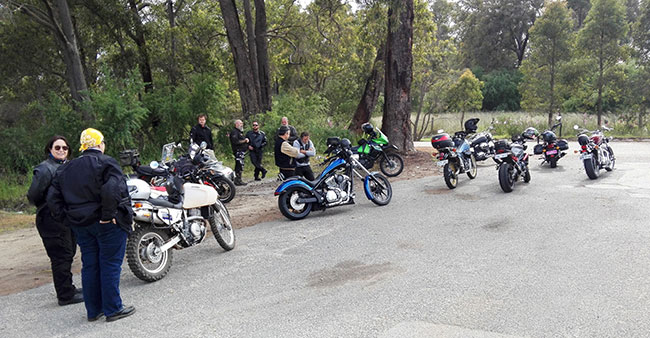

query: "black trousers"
left=233, top=150, right=246, bottom=174
left=35, top=207, right=77, bottom=301
left=279, top=168, right=295, bottom=180
left=295, top=165, right=315, bottom=181
left=250, top=151, right=267, bottom=178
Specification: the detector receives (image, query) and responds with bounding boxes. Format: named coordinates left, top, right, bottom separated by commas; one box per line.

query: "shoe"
left=254, top=177, right=261, bottom=181
left=234, top=179, right=247, bottom=186
left=106, top=306, right=136, bottom=322
left=58, top=292, right=84, bottom=306
left=261, top=169, right=267, bottom=179
left=88, top=313, right=104, bottom=322
left=75, top=288, right=83, bottom=295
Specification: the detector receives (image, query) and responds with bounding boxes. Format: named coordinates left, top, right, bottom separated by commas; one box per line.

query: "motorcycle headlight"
left=480, top=142, right=488, bottom=148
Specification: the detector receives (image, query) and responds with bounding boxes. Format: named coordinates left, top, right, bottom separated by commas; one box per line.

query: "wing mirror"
left=150, top=161, right=160, bottom=169
left=200, top=141, right=207, bottom=149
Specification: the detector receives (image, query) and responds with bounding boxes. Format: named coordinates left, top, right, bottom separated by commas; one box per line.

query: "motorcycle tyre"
left=584, top=156, right=599, bottom=179
left=549, top=157, right=557, bottom=168
left=605, top=146, right=615, bottom=171
left=214, top=177, right=236, bottom=203
left=210, top=202, right=235, bottom=251
left=523, top=168, right=531, bottom=183
left=126, top=226, right=173, bottom=282
left=379, top=153, right=404, bottom=177
left=278, top=187, right=313, bottom=220
left=366, top=173, right=392, bottom=206
left=466, top=154, right=478, bottom=179
left=443, top=162, right=457, bottom=189
left=498, top=163, right=515, bottom=193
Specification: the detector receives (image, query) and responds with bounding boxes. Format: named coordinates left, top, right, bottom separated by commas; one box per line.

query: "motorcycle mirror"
left=573, top=125, right=580, bottom=130
left=150, top=161, right=159, bottom=169
left=437, top=129, right=444, bottom=133
left=556, top=116, right=562, bottom=121
left=200, top=141, right=207, bottom=149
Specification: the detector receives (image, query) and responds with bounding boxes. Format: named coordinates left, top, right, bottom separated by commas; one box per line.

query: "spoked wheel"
left=466, top=154, right=477, bottom=179
left=278, top=187, right=313, bottom=220
left=213, top=177, right=236, bottom=203
left=379, top=152, right=404, bottom=177
left=584, top=155, right=600, bottom=179
left=365, top=173, right=392, bottom=206
left=605, top=146, right=615, bottom=172
left=209, top=201, right=235, bottom=251
left=126, top=226, right=173, bottom=282
left=443, top=162, right=458, bottom=189
left=498, top=163, right=515, bottom=193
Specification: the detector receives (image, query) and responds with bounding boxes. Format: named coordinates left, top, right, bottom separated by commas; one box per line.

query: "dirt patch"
left=0, top=150, right=436, bottom=296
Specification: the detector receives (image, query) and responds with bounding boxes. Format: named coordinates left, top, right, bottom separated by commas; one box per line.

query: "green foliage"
left=480, top=69, right=522, bottom=111
left=447, top=69, right=484, bottom=112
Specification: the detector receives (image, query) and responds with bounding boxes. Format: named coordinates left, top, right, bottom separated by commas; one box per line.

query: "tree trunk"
left=349, top=43, right=385, bottom=134
left=128, top=0, right=154, bottom=92
left=597, top=35, right=604, bottom=127
left=243, top=0, right=262, bottom=110
left=167, top=0, right=178, bottom=87
left=549, top=43, right=556, bottom=127
left=254, top=0, right=271, bottom=112
left=382, top=0, right=415, bottom=153
left=218, top=0, right=260, bottom=119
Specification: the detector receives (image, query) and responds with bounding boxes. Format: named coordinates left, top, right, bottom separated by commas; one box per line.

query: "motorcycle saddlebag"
left=557, top=139, right=569, bottom=150
left=533, top=144, right=544, bottom=155
left=494, top=139, right=510, bottom=152
left=431, top=133, right=454, bottom=149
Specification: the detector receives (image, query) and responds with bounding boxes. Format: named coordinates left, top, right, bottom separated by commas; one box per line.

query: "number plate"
left=580, top=153, right=592, bottom=160
left=494, top=153, right=509, bottom=159
left=436, top=160, right=448, bottom=167
left=546, top=150, right=558, bottom=155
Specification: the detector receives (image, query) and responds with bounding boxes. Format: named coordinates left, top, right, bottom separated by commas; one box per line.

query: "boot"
left=234, top=172, right=247, bottom=186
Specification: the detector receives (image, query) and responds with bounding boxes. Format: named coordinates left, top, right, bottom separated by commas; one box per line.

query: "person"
left=190, top=114, right=213, bottom=150
left=280, top=116, right=298, bottom=143
left=26, top=135, right=83, bottom=306
left=274, top=126, right=299, bottom=180
left=229, top=119, right=249, bottom=186
left=245, top=121, right=268, bottom=181
left=47, top=128, right=135, bottom=322
left=293, top=131, right=316, bottom=181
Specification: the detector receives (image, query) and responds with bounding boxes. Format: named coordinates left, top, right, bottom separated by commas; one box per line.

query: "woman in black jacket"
left=27, top=135, right=83, bottom=306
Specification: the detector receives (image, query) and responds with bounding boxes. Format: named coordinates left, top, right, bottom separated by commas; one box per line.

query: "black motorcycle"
left=493, top=127, right=538, bottom=193
left=533, top=116, right=569, bottom=168
left=574, top=124, right=615, bottom=179
left=431, top=130, right=477, bottom=189
left=351, top=123, right=404, bottom=177
left=466, top=118, right=495, bottom=161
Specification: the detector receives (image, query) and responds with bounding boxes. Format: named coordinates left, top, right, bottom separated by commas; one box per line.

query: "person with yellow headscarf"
left=47, top=128, right=136, bottom=322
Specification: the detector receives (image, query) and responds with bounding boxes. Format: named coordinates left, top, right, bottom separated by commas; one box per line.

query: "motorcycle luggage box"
left=557, top=139, right=569, bottom=150
left=533, top=144, right=544, bottom=155
left=431, top=133, right=454, bottom=149
left=494, top=139, right=510, bottom=152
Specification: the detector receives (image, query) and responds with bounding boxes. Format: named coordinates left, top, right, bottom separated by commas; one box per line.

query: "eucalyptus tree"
left=567, top=0, right=590, bottom=29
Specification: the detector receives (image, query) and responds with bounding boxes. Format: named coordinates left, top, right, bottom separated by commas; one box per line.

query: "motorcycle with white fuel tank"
left=126, top=173, right=235, bottom=282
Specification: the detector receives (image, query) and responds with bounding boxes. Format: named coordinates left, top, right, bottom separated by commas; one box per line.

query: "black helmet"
left=362, top=123, right=374, bottom=134
left=464, top=118, right=480, bottom=133
left=522, top=127, right=539, bottom=140
left=340, top=138, right=351, bottom=149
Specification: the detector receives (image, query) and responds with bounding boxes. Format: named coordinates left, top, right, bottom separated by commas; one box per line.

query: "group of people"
left=189, top=114, right=316, bottom=185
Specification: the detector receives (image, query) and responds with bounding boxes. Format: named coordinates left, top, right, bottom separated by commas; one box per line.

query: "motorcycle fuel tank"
left=183, top=183, right=218, bottom=209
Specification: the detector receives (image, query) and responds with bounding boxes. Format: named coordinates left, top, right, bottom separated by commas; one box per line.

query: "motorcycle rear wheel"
left=126, top=226, right=173, bottom=282
left=549, top=157, right=557, bottom=168
left=498, top=163, right=515, bottom=193
left=466, top=154, right=477, bottom=179
left=379, top=153, right=404, bottom=177
left=278, top=187, right=313, bottom=220
left=213, top=177, right=236, bottom=203
left=584, top=156, right=599, bottom=179
left=443, top=162, right=457, bottom=189
left=210, top=201, right=235, bottom=251
left=365, top=173, right=392, bottom=206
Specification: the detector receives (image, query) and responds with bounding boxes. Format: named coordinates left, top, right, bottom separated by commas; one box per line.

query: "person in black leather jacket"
left=27, top=135, right=83, bottom=306
left=245, top=121, right=268, bottom=181
left=230, top=119, right=249, bottom=185
left=47, top=128, right=135, bottom=322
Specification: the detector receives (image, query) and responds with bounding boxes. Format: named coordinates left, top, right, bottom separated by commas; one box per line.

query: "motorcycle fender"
left=274, top=180, right=313, bottom=196
left=363, top=172, right=384, bottom=200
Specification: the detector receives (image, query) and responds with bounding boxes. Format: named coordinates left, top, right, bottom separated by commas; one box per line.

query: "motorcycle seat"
left=136, top=165, right=168, bottom=177
left=147, top=197, right=183, bottom=209
left=292, top=176, right=320, bottom=187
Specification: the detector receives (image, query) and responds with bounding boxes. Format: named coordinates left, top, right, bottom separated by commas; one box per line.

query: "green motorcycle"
left=351, top=123, right=404, bottom=177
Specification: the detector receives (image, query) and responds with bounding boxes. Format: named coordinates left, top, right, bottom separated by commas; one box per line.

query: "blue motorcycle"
left=274, top=137, right=392, bottom=220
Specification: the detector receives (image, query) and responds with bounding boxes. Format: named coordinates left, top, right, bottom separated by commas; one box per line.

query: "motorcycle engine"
left=324, top=174, right=351, bottom=204
left=184, top=209, right=206, bottom=244
left=358, top=157, right=374, bottom=169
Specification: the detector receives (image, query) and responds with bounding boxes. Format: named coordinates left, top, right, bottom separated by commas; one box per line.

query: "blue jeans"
left=71, top=221, right=128, bottom=318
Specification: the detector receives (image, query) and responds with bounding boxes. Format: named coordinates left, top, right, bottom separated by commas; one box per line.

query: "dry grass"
left=0, top=211, right=35, bottom=234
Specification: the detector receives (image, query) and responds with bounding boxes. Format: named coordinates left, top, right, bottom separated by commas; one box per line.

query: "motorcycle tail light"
left=134, top=202, right=143, bottom=208
left=581, top=145, right=587, bottom=151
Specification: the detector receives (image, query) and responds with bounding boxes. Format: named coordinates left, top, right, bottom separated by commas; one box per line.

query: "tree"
left=382, top=0, right=415, bottom=153
left=567, top=0, right=590, bottom=29
left=447, top=69, right=483, bottom=129
left=349, top=43, right=385, bottom=133
left=578, top=0, right=628, bottom=126
left=520, top=0, right=573, bottom=126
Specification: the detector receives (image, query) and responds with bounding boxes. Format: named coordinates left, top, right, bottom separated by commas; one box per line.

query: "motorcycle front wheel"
left=210, top=201, right=235, bottom=251
left=213, top=176, right=236, bottom=203
left=605, top=146, right=615, bottom=171
left=278, top=187, right=313, bottom=220
left=466, top=154, right=477, bottom=179
left=379, top=152, right=404, bottom=177
left=443, top=162, right=457, bottom=189
left=365, top=173, right=392, bottom=206
left=584, top=155, right=600, bottom=179
left=126, top=226, right=173, bottom=282
left=498, top=163, right=515, bottom=193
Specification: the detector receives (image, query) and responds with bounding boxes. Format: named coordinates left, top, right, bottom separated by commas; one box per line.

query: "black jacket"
left=245, top=130, right=267, bottom=151
left=27, top=157, right=64, bottom=211
left=190, top=124, right=213, bottom=150
left=274, top=137, right=296, bottom=169
left=230, top=127, right=248, bottom=153
left=47, top=149, right=133, bottom=233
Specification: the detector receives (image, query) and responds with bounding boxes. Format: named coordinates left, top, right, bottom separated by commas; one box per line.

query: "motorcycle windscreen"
left=373, top=130, right=389, bottom=145
left=183, top=183, right=218, bottom=209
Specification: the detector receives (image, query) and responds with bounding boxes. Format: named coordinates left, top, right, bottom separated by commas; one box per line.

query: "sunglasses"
left=253, top=124, right=259, bottom=126
left=54, top=145, right=69, bottom=151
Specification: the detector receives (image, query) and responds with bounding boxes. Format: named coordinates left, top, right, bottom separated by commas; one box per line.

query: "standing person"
left=280, top=116, right=298, bottom=143
left=230, top=119, right=249, bottom=186
left=245, top=121, right=268, bottom=181
left=190, top=114, right=214, bottom=150
left=27, top=136, right=83, bottom=306
left=293, top=131, right=316, bottom=181
left=47, top=128, right=135, bottom=322
left=274, top=126, right=299, bottom=179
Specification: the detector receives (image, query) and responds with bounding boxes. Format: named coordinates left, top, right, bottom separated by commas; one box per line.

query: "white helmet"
left=127, top=178, right=151, bottom=200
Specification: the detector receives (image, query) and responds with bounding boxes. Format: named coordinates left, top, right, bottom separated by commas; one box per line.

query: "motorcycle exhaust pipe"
left=159, top=235, right=181, bottom=253
left=297, top=197, right=318, bottom=204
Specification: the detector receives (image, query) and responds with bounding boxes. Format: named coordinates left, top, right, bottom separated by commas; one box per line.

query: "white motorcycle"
left=126, top=175, right=235, bottom=282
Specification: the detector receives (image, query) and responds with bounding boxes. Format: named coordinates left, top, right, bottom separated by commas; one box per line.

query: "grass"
left=0, top=210, right=35, bottom=234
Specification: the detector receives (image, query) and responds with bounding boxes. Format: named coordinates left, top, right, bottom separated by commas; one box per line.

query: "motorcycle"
left=351, top=123, right=404, bottom=177
left=573, top=124, right=615, bottom=179
left=125, top=165, right=235, bottom=282
left=466, top=118, right=496, bottom=161
left=493, top=127, right=537, bottom=193
left=533, top=116, right=569, bottom=168
left=431, top=130, right=477, bottom=189
left=274, top=137, right=392, bottom=220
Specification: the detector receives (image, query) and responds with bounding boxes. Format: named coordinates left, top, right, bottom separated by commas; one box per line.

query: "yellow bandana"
left=79, top=128, right=104, bottom=151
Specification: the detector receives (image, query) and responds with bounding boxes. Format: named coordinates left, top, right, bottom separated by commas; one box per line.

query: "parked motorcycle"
left=274, top=137, right=392, bottom=220
left=125, top=169, right=235, bottom=282
left=466, top=118, right=496, bottom=161
left=493, top=127, right=537, bottom=193
left=431, top=129, right=477, bottom=189
left=533, top=116, right=569, bottom=168
left=573, top=124, right=615, bottom=179
left=351, top=123, right=404, bottom=177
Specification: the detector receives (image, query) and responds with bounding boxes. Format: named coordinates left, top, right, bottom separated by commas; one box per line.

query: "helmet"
left=127, top=178, right=151, bottom=200
left=522, top=127, right=539, bottom=140
left=464, top=118, right=480, bottom=133
left=362, top=123, right=375, bottom=134
left=340, top=138, right=351, bottom=149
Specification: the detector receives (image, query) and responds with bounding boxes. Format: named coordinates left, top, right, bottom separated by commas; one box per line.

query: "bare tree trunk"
left=382, top=0, right=415, bottom=153
left=349, top=43, right=385, bottom=133
left=243, top=0, right=262, bottom=110
left=128, top=0, right=154, bottom=92
left=218, top=0, right=260, bottom=119
left=254, top=0, right=271, bottom=111
left=167, top=0, right=179, bottom=87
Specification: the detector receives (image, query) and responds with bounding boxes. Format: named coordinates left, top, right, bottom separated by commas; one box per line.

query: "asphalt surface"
left=1, top=141, right=649, bottom=338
